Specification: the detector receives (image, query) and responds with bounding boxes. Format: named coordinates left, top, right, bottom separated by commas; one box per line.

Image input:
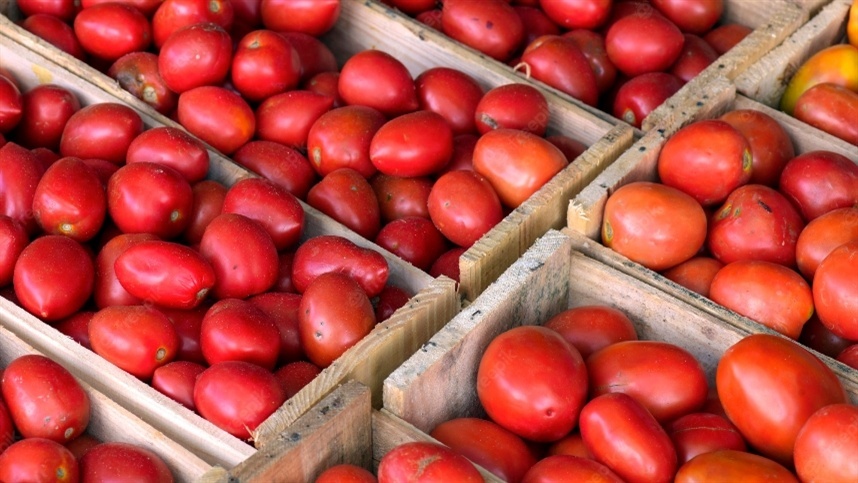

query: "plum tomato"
left=73, top=3, right=152, bottom=62
left=32, top=157, right=106, bottom=242
left=652, top=0, right=723, bottom=34
left=375, top=217, right=448, bottom=271
left=14, top=84, right=80, bottom=151
left=666, top=412, right=747, bottom=465
left=255, top=90, right=335, bottom=151
left=107, top=162, right=194, bottom=239
left=0, top=216, right=27, bottom=287
left=813, top=241, right=858, bottom=340
left=369, top=110, right=454, bottom=178
left=222, top=177, right=305, bottom=251
left=612, top=72, right=683, bottom=128
left=474, top=83, right=550, bottom=136
left=274, top=361, right=321, bottom=399
left=521, top=35, right=599, bottom=106
left=416, top=67, right=484, bottom=136
left=703, top=23, right=752, bottom=55
left=793, top=83, right=858, bottom=146
left=542, top=305, right=637, bottom=359
left=429, top=247, right=465, bottom=282
left=0, top=75, right=21, bottom=134
left=79, top=442, right=173, bottom=483
left=60, top=103, right=143, bottom=165
left=799, top=314, right=853, bottom=359
left=371, top=173, right=433, bottom=223
left=377, top=441, right=482, bottom=482
left=793, top=404, right=858, bottom=483
left=562, top=29, right=616, bottom=95
left=719, top=109, right=796, bottom=187
left=249, top=292, right=304, bottom=364
left=260, top=0, right=340, bottom=36
left=307, top=105, right=386, bottom=178
left=516, top=5, right=562, bottom=47
left=660, top=256, right=724, bottom=298
left=539, top=0, right=612, bottom=30
left=126, top=126, right=209, bottom=184
left=428, top=170, right=504, bottom=248
left=606, top=11, right=685, bottom=77
left=177, top=86, right=255, bottom=155
left=441, top=0, right=524, bottom=62
left=231, top=29, right=302, bottom=103
left=795, top=207, right=858, bottom=280
left=232, top=141, right=317, bottom=200
left=279, top=32, right=339, bottom=84
left=315, top=464, right=377, bottom=483
left=521, top=455, right=623, bottom=483
left=838, top=345, right=858, bottom=369
left=151, top=360, right=206, bottom=411
left=669, top=34, right=719, bottom=83
left=291, top=235, right=389, bottom=298
left=109, top=52, right=177, bottom=116
left=338, top=50, right=418, bottom=118
left=778, top=150, right=858, bottom=221
left=21, top=14, right=85, bottom=61
left=674, top=450, right=798, bottom=483
left=0, top=438, right=78, bottom=483
left=201, top=298, right=281, bottom=370
left=17, top=0, right=79, bottom=21
left=151, top=0, right=234, bottom=48
left=93, top=232, right=158, bottom=309
left=183, top=180, right=227, bottom=246
left=374, top=284, right=411, bottom=322
left=307, top=168, right=382, bottom=240
left=0, top=142, right=44, bottom=234
left=161, top=306, right=207, bottom=364
left=546, top=433, right=593, bottom=459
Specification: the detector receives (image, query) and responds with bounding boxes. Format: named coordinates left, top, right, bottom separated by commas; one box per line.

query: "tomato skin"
left=108, top=52, right=175, bottom=116
left=278, top=32, right=338, bottom=84
left=374, top=284, right=411, bottom=322
left=307, top=168, right=382, bottom=240
left=231, top=29, right=302, bottom=103
left=778, top=150, right=858, bottom=222
left=14, top=236, right=94, bottom=322
left=521, top=35, right=599, bottom=106
left=93, top=233, right=159, bottom=309
left=793, top=404, right=858, bottom=483
left=73, top=3, right=152, bottom=62
left=522, top=455, right=623, bottom=483
left=126, top=126, right=209, bottom=184
left=177, top=86, right=255, bottom=155
left=249, top=292, right=304, bottom=364
left=152, top=0, right=234, bottom=48
left=0, top=438, right=79, bottom=483
left=79, top=442, right=173, bottom=483
left=375, top=217, right=449, bottom=271
left=800, top=314, right=852, bottom=359
left=703, top=23, right=751, bottom=55
left=338, top=50, right=418, bottom=118
left=660, top=256, right=723, bottom=298
left=602, top=181, right=707, bottom=271
left=291, top=235, right=389, bottom=298
left=428, top=170, right=504, bottom=248
left=813, top=241, right=858, bottom=340
left=201, top=298, right=281, bottom=370
left=719, top=109, right=795, bottom=187
left=442, top=0, right=524, bottom=62
left=377, top=441, right=482, bottom=483
left=371, top=174, right=432, bottom=223
left=416, top=67, right=484, bottom=136
left=199, top=213, right=279, bottom=299
left=107, top=162, right=194, bottom=239
left=474, top=84, right=550, bottom=136
left=543, top=305, right=636, bottom=359
left=114, top=240, right=215, bottom=309
left=370, top=111, right=454, bottom=178
left=515, top=5, right=561, bottom=47
left=21, top=14, right=86, bottom=61
left=160, top=306, right=207, bottom=364
left=260, top=0, right=340, bottom=36
left=0, top=142, right=44, bottom=235
left=837, top=344, right=858, bottom=369
left=222, top=178, right=305, bottom=251
left=716, top=334, right=846, bottom=465
left=666, top=412, right=747, bottom=464
left=33, top=157, right=107, bottom=242
left=89, top=305, right=180, bottom=381
left=232, top=141, right=317, bottom=200
left=430, top=417, right=538, bottom=483
left=82, top=0, right=163, bottom=16
left=477, top=326, right=588, bottom=442
left=546, top=433, right=592, bottom=459
left=429, top=247, right=465, bottom=282
left=0, top=75, right=21, bottom=135
left=17, top=0, right=79, bottom=21
left=255, top=90, right=335, bottom=151
left=60, top=103, right=143, bottom=165
left=794, top=83, right=858, bottom=146
left=151, top=360, right=206, bottom=411
left=674, top=450, right=798, bottom=483
left=652, top=0, right=722, bottom=34
left=304, top=71, right=343, bottom=108
left=539, top=0, right=611, bottom=30
left=0, top=216, right=27, bottom=287
left=579, top=393, right=678, bottom=483
left=669, top=34, right=718, bottom=83
left=274, top=360, right=321, bottom=399
left=612, top=72, right=683, bottom=128
left=14, top=85, right=81, bottom=151
left=795, top=207, right=858, bottom=280
left=315, top=464, right=377, bottom=483
left=307, top=105, right=386, bottom=178
left=606, top=13, right=684, bottom=77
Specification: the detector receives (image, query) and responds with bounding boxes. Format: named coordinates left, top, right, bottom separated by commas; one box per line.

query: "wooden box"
left=383, top=229, right=858, bottom=440
left=0, top=0, right=635, bottom=303
left=0, top=26, right=459, bottom=469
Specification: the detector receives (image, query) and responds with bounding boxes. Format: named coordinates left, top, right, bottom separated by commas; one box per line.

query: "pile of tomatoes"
left=385, top=0, right=751, bottom=128
left=0, top=353, right=174, bottom=482
left=600, top=109, right=858, bottom=367
left=0, top=75, right=415, bottom=441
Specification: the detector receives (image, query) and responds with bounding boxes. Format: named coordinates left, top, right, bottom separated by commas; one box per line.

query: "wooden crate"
left=0, top=26, right=460, bottom=469
left=0, top=0, right=635, bottom=303
left=383, top=229, right=858, bottom=439
left=735, top=0, right=853, bottom=108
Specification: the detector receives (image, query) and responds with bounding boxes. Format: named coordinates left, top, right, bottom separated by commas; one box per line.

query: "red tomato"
left=660, top=256, right=723, bottom=297
left=543, top=305, right=637, bottom=359
left=652, top=0, right=723, bottom=34
left=194, top=361, right=286, bottom=439
left=199, top=213, right=279, bottom=299
left=201, top=298, right=281, bottom=370
left=377, top=441, right=482, bottom=483
left=232, top=141, right=317, bottom=200
left=612, top=72, right=683, bottom=128
left=59, top=103, right=143, bottom=165
left=837, top=345, right=858, bottom=369
left=474, top=84, right=549, bottom=136
left=442, top=0, right=524, bottom=62
left=17, top=0, right=79, bottom=21
left=107, top=161, right=193, bottom=238
left=0, top=142, right=44, bottom=234
left=177, top=86, right=255, bottom=155
left=666, top=412, right=747, bottom=464
left=82, top=0, right=163, bottom=16
left=0, top=216, right=27, bottom=287
left=93, top=232, right=158, bottom=309
left=0, top=438, right=78, bottom=483
left=371, top=174, right=432, bottom=223
left=430, top=417, right=538, bottom=483
left=778, top=150, right=858, bottom=221
left=0, top=75, right=21, bottom=134
left=114, top=240, right=215, bottom=309
left=158, top=22, right=233, bottom=94
left=521, top=455, right=623, bottom=483
left=89, top=305, right=180, bottom=380
left=374, top=284, right=411, bottom=322
left=151, top=360, right=206, bottom=411
left=222, top=178, right=305, bottom=251
left=799, top=314, right=853, bottom=359
left=429, top=247, right=465, bottom=282
left=0, top=401, right=14, bottom=452
left=539, top=0, right=612, bottom=30
left=231, top=29, right=301, bottom=102
left=703, top=23, right=752, bottom=55
left=56, top=311, right=95, bottom=350
left=260, top=0, right=340, bottom=36
left=161, top=306, right=207, bottom=364
left=108, top=52, right=176, bottom=115
left=151, top=0, right=234, bottom=48
left=273, top=251, right=297, bottom=293
left=562, top=29, right=616, bottom=95
left=602, top=181, right=707, bottom=271
left=79, top=442, right=173, bottom=483
left=793, top=404, right=858, bottom=483
left=291, top=235, right=389, bottom=297
left=415, top=67, right=484, bottom=136
left=279, top=32, right=339, bottom=84
left=521, top=35, right=599, bottom=106
left=440, top=133, right=479, bottom=174
left=304, top=71, right=343, bottom=107
left=307, top=168, right=382, bottom=240
left=813, top=241, right=858, bottom=340
left=370, top=111, right=454, bottom=177
left=338, top=50, right=418, bottom=118
left=478, top=326, right=588, bottom=442
left=606, top=12, right=685, bottom=77
left=33, top=157, right=106, bottom=242
left=249, top=292, right=304, bottom=364
left=546, top=433, right=592, bottom=459
left=307, top=105, right=386, bottom=178
left=255, top=90, right=335, bottom=151
left=315, top=464, right=377, bottom=483
left=794, top=83, right=858, bottom=146
left=126, top=126, right=209, bottom=184
left=375, top=217, right=449, bottom=271
left=579, top=393, right=678, bottom=483
left=709, top=260, right=813, bottom=339
left=274, top=360, right=321, bottom=399
left=20, top=14, right=86, bottom=61
left=14, top=84, right=81, bottom=151
left=795, top=207, right=858, bottom=280
left=428, top=170, right=504, bottom=248
left=716, top=334, right=847, bottom=464
left=674, top=450, right=798, bottom=483
left=515, top=5, right=561, bottom=47
left=73, top=3, right=151, bottom=62
left=669, top=34, right=718, bottom=83
left=720, top=109, right=796, bottom=187
left=14, top=235, right=94, bottom=322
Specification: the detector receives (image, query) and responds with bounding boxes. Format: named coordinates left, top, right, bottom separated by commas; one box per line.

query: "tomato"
left=377, top=441, right=482, bottom=483
left=795, top=207, right=858, bottom=280
left=82, top=0, right=163, bottom=16
left=279, top=32, right=339, bottom=84
left=33, top=157, right=106, bottom=242
left=231, top=29, right=301, bottom=102
left=291, top=235, right=389, bottom=297
left=799, top=314, right=853, bottom=359
left=93, top=233, right=158, bottom=309
left=539, top=0, right=611, bottom=30
left=151, top=360, right=206, bottom=411
left=521, top=455, right=623, bottom=483
left=792, top=404, right=858, bottom=483
left=780, top=44, right=858, bottom=115
left=0, top=75, right=21, bottom=134
left=515, top=6, right=561, bottom=50
left=274, top=360, right=321, bottom=399
left=157, top=22, right=232, bottom=95
left=307, top=105, right=386, bottom=178
left=659, top=256, right=721, bottom=297
left=542, top=305, right=636, bottom=359
left=602, top=181, right=707, bottom=271
left=177, top=86, right=255, bottom=155
left=579, top=393, right=678, bottom=483
left=338, top=50, right=418, bottom=118
left=561, top=29, right=616, bottom=95
left=232, top=142, right=316, bottom=201
left=161, top=306, right=207, bottom=364
left=415, top=67, right=484, bottom=136
left=546, top=433, right=592, bottom=459
left=0, top=216, right=27, bottom=287
left=838, top=345, right=858, bottom=369
left=199, top=213, right=279, bottom=299
left=717, top=334, right=846, bottom=464
left=249, top=292, right=304, bottom=364
left=415, top=8, right=442, bottom=29
left=474, top=84, right=549, bottom=136
left=428, top=170, right=504, bottom=248
left=703, top=23, right=751, bottom=55
left=304, top=71, right=343, bottom=107
left=108, top=52, right=177, bottom=116
left=255, top=90, right=335, bottom=151
left=370, top=111, right=454, bottom=178
left=674, top=450, right=798, bottom=483
left=477, top=326, right=588, bottom=442
left=669, top=34, right=718, bottom=83
left=73, top=3, right=151, bottom=62
left=652, top=0, right=722, bottom=34
left=521, top=35, right=599, bottom=106
left=606, top=12, right=684, bottom=77
left=429, top=247, right=465, bottom=282
left=260, top=0, right=340, bottom=36
left=375, top=217, right=449, bottom=271
left=151, top=0, right=234, bottom=48
left=222, top=178, right=304, bottom=251
left=80, top=442, right=173, bottom=483
left=0, top=142, right=44, bottom=234
left=813, top=241, right=858, bottom=340
left=371, top=174, right=432, bottom=223
left=794, top=83, right=858, bottom=146
left=719, top=109, right=795, bottom=187
left=0, top=438, right=78, bottom=483
left=315, top=464, right=377, bottom=483
left=17, top=0, right=79, bottom=21
left=201, top=298, right=281, bottom=370
left=60, top=103, right=143, bottom=165
left=666, top=412, right=747, bottom=464
left=13, top=85, right=80, bottom=151
left=14, top=236, right=94, bottom=322
left=21, top=14, right=86, bottom=61
left=441, top=0, right=524, bottom=62
left=126, top=127, right=208, bottom=183
left=2, top=354, right=90, bottom=445
left=307, top=168, right=382, bottom=240
left=107, top=162, right=193, bottom=238
left=710, top=260, right=813, bottom=339
left=612, top=72, right=683, bottom=128
left=273, top=251, right=297, bottom=293
left=778, top=150, right=858, bottom=221
left=430, top=417, right=537, bottom=483
left=850, top=0, right=858, bottom=48
left=56, top=310, right=95, bottom=350
left=374, top=284, right=411, bottom=322
left=89, top=305, right=180, bottom=380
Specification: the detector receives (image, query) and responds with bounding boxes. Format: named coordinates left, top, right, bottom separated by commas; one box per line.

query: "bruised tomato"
left=428, top=170, right=504, bottom=248
left=109, top=52, right=177, bottom=115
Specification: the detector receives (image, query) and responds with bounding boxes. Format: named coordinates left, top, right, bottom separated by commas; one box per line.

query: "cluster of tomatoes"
left=386, top=0, right=751, bottom=128
left=0, top=354, right=174, bottom=481
left=601, top=109, right=858, bottom=367
left=0, top=74, right=416, bottom=441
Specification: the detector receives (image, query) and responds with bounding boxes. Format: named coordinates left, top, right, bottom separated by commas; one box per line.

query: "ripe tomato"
left=307, top=168, right=382, bottom=240
left=704, top=23, right=752, bottom=55
left=652, top=0, right=723, bottom=34
left=315, top=464, right=377, bottom=483
left=32, top=157, right=106, bottom=242
left=338, top=50, right=418, bottom=118
left=291, top=235, right=389, bottom=297
left=813, top=241, right=858, bottom=340
left=606, top=12, right=684, bottom=77
left=793, top=404, right=858, bottom=483
left=201, top=298, right=281, bottom=370
left=79, top=442, right=173, bottom=483
left=93, top=232, right=158, bottom=309
left=666, top=412, right=747, bottom=464
left=17, top=0, right=79, bottom=21
left=579, top=393, right=678, bottom=483
left=307, top=105, right=386, bottom=178
left=177, top=86, right=255, bottom=155
left=231, top=29, right=301, bottom=102
left=151, top=0, right=234, bottom=48
left=0, top=216, right=27, bottom=287
left=274, top=360, right=321, bottom=398
left=73, top=3, right=152, bottom=62
left=60, top=103, right=143, bottom=165
left=562, top=29, right=617, bottom=95
left=441, top=0, right=524, bottom=62
left=249, top=292, right=304, bottom=364
left=539, top=0, right=611, bottom=30
left=719, top=109, right=795, bottom=187
left=21, top=14, right=86, bottom=61
left=778, top=150, right=858, bottom=221
left=428, top=170, right=504, bottom=248
left=126, top=126, right=209, bottom=184
left=474, top=84, right=549, bottom=136
left=416, top=67, right=484, bottom=136
left=546, top=433, right=592, bottom=459
left=0, top=75, right=21, bottom=134
left=107, top=161, right=194, bottom=238
left=794, top=83, right=858, bottom=146
left=602, top=181, right=707, bottom=271
left=109, top=52, right=177, bottom=116
left=255, top=90, right=335, bottom=151
left=374, top=284, right=411, bottom=322
left=273, top=251, right=297, bottom=293
left=521, top=35, right=599, bottom=106
left=371, top=174, right=432, bottom=223
left=521, top=455, right=623, bottom=483
left=159, top=22, right=234, bottom=94
left=14, top=235, right=94, bottom=322
left=232, top=141, right=317, bottom=200
left=304, top=71, right=343, bottom=107
left=151, top=360, right=206, bottom=411
left=477, top=325, right=588, bottom=442
left=56, top=310, right=94, bottom=350
left=279, top=32, right=339, bottom=83
left=222, top=178, right=305, bottom=251
left=660, top=256, right=724, bottom=297
left=89, top=305, right=180, bottom=380
left=669, top=34, right=719, bottom=83
left=612, top=72, right=683, bottom=128
left=542, top=305, right=637, bottom=359
left=370, top=111, right=454, bottom=177
left=674, top=450, right=798, bottom=483
left=516, top=5, right=561, bottom=47
left=260, top=0, right=340, bottom=36
left=194, top=360, right=286, bottom=439
left=795, top=207, right=858, bottom=280
left=375, top=217, right=449, bottom=271
left=799, top=314, right=852, bottom=359
left=0, top=438, right=78, bottom=483
left=377, top=441, right=482, bottom=482
left=429, top=247, right=465, bottom=282
left=82, top=0, right=163, bottom=16
left=161, top=306, right=208, bottom=364
left=14, top=84, right=81, bottom=151
left=0, top=142, right=44, bottom=235
left=716, top=334, right=847, bottom=464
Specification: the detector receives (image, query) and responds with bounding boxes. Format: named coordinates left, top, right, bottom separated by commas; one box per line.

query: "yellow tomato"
left=849, top=0, right=858, bottom=48
left=780, top=44, right=858, bottom=115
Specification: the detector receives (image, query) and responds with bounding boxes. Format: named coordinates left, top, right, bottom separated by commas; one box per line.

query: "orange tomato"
left=780, top=44, right=858, bottom=115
